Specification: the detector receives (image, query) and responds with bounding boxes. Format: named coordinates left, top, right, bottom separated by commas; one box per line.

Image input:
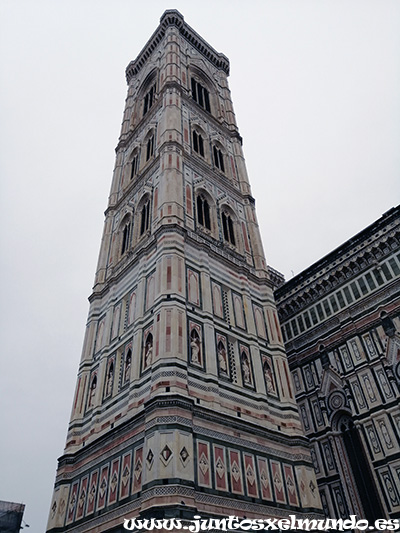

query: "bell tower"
left=47, top=10, right=321, bottom=532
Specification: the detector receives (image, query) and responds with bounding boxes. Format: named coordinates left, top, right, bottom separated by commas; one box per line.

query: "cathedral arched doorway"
left=334, top=414, right=385, bottom=522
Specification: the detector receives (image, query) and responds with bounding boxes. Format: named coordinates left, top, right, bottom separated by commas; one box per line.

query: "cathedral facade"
left=47, top=11, right=321, bottom=532
left=275, top=206, right=400, bottom=521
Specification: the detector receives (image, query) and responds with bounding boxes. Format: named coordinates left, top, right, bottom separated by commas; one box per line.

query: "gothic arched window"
left=213, top=145, right=224, bottom=173
left=146, top=134, right=154, bottom=161
left=191, top=78, right=210, bottom=112
left=140, top=199, right=150, bottom=235
left=121, top=221, right=132, bottom=255
left=192, top=130, right=204, bottom=157
left=143, top=83, right=156, bottom=117
left=221, top=212, right=235, bottom=246
left=196, top=194, right=211, bottom=230
left=130, top=152, right=139, bottom=180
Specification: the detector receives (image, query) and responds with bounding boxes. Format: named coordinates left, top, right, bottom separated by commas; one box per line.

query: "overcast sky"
left=1, top=1, right=399, bottom=531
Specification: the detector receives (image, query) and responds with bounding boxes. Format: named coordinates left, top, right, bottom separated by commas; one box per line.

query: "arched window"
left=143, top=83, right=156, bottom=117
left=121, top=221, right=131, bottom=255
left=191, top=78, right=210, bottom=112
left=130, top=153, right=139, bottom=180
left=213, top=145, right=224, bottom=173
left=196, top=194, right=211, bottom=230
left=146, top=134, right=154, bottom=161
left=222, top=212, right=235, bottom=246
left=192, top=130, right=204, bottom=157
left=140, top=199, right=150, bottom=235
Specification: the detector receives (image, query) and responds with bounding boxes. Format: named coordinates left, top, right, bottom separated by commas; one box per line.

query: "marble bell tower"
left=47, top=10, right=321, bottom=532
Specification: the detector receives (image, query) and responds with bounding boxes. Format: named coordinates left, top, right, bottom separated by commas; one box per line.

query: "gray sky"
left=1, top=1, right=399, bottom=531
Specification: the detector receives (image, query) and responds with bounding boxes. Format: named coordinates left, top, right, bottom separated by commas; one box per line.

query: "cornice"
left=125, top=10, right=230, bottom=84
left=276, top=214, right=400, bottom=320
left=276, top=206, right=400, bottom=305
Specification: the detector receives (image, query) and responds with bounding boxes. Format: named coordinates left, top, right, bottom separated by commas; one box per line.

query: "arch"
left=123, top=349, right=132, bottom=384
left=139, top=69, right=158, bottom=118
left=117, top=211, right=133, bottom=257
left=195, top=188, right=217, bottom=236
left=332, top=412, right=385, bottom=521
left=188, top=64, right=220, bottom=117
left=190, top=327, right=202, bottom=365
left=219, top=204, right=237, bottom=247
left=129, top=148, right=140, bottom=181
left=144, top=332, right=153, bottom=369
left=105, top=360, right=114, bottom=398
left=217, top=339, right=228, bottom=375
left=212, top=143, right=225, bottom=173
left=135, top=193, right=151, bottom=240
left=192, top=127, right=205, bottom=158
left=88, top=374, right=97, bottom=408
left=241, top=351, right=252, bottom=385
left=129, top=68, right=158, bottom=129
left=144, top=129, right=155, bottom=162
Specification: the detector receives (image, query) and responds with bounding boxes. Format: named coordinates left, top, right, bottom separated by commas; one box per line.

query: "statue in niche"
left=241, top=352, right=251, bottom=384
left=144, top=333, right=153, bottom=368
left=217, top=340, right=228, bottom=374
left=88, top=376, right=97, bottom=407
left=263, top=360, right=275, bottom=393
left=105, top=362, right=114, bottom=397
left=190, top=329, right=201, bottom=364
left=124, top=350, right=132, bottom=383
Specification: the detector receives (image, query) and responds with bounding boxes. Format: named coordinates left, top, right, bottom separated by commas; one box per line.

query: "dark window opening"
left=323, top=300, right=332, bottom=317
left=365, top=272, right=376, bottom=290
left=121, top=222, right=131, bottom=255
left=143, top=84, right=156, bottom=117
left=146, top=135, right=154, bottom=161
left=350, top=281, right=361, bottom=299
left=389, top=257, right=400, bottom=276
left=358, top=277, right=369, bottom=295
left=196, top=195, right=211, bottom=230
left=373, top=268, right=384, bottom=286
left=130, top=154, right=139, bottom=180
left=213, top=145, right=225, bottom=173
left=222, top=212, right=235, bottom=246
left=192, top=130, right=204, bottom=157
left=191, top=78, right=210, bottom=112
left=140, top=200, right=150, bottom=235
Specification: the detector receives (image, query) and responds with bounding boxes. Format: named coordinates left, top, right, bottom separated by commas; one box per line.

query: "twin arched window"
left=121, top=220, right=132, bottom=255
left=146, top=134, right=154, bottom=161
left=130, top=153, right=139, bottom=180
left=192, top=130, right=204, bottom=157
left=195, top=192, right=237, bottom=248
left=191, top=78, right=210, bottom=112
left=196, top=194, right=211, bottom=230
left=221, top=211, right=235, bottom=245
left=140, top=199, right=150, bottom=235
left=213, top=146, right=225, bottom=173
left=143, top=83, right=156, bottom=117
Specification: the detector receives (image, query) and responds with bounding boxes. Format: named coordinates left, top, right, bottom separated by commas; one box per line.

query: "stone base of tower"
left=47, top=395, right=322, bottom=532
